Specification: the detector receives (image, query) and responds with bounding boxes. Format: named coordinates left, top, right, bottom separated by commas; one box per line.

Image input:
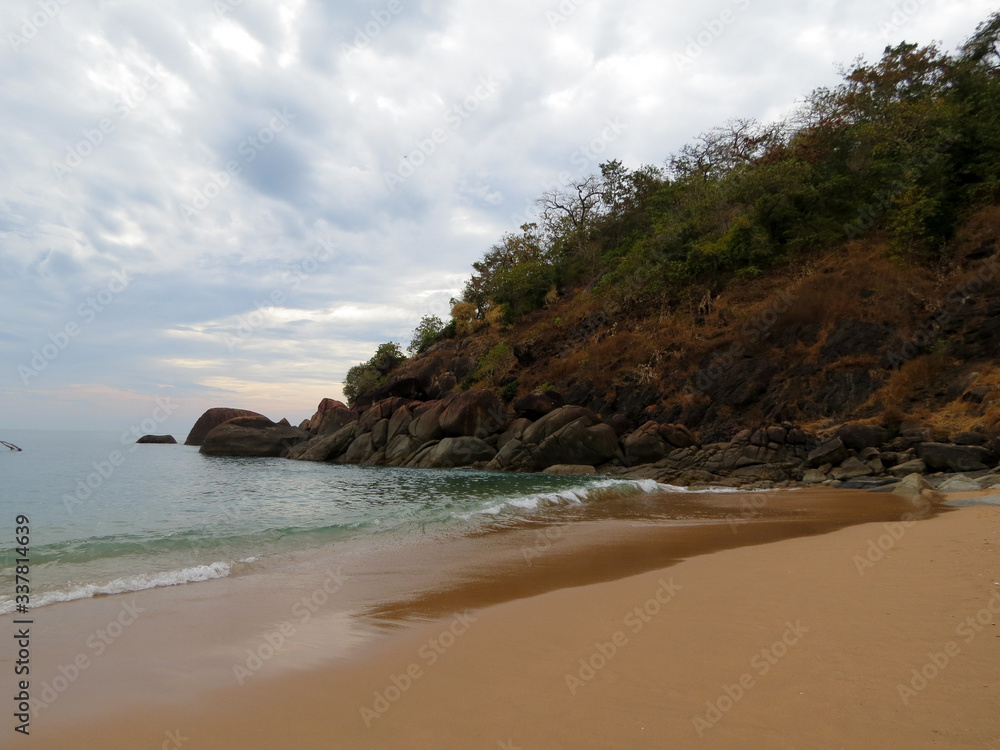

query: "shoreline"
left=8, top=489, right=998, bottom=748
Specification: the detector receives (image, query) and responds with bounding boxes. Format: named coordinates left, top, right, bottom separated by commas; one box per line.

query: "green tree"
left=408, top=315, right=445, bottom=355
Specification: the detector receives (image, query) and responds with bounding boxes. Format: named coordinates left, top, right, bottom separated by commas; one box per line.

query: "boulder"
left=522, top=406, right=600, bottom=446
left=623, top=422, right=670, bottom=465
left=384, top=434, right=424, bottom=465
left=532, top=419, right=621, bottom=470
left=802, top=469, right=827, bottom=484
left=409, top=400, right=449, bottom=442
left=136, top=435, right=176, bottom=444
left=439, top=391, right=507, bottom=438
left=408, top=437, right=496, bottom=469
left=542, top=465, right=597, bottom=476
left=892, top=473, right=944, bottom=504
left=916, top=443, right=992, bottom=472
left=186, top=407, right=265, bottom=446
left=200, top=416, right=308, bottom=457
left=342, top=434, right=374, bottom=464
left=836, top=423, right=889, bottom=451
left=808, top=438, right=849, bottom=468
left=387, top=406, right=415, bottom=443
left=313, top=402, right=358, bottom=436
left=289, top=423, right=358, bottom=462
left=888, top=458, right=927, bottom=477
left=372, top=419, right=390, bottom=450
left=513, top=390, right=565, bottom=420
left=359, top=398, right=410, bottom=434
left=497, top=418, right=532, bottom=452
left=831, top=457, right=873, bottom=481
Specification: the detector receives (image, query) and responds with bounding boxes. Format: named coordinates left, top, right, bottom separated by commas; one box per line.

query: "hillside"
left=349, top=15, right=1000, bottom=453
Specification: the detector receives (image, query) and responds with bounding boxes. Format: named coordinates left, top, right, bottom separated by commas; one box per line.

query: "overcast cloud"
left=0, top=0, right=995, bottom=434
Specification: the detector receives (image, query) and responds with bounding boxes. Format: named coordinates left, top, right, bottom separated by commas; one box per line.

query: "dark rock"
left=372, top=419, right=390, bottom=450
left=808, top=438, right=849, bottom=468
left=607, top=414, right=633, bottom=437
left=836, top=423, right=889, bottom=451
left=522, top=406, right=600, bottom=445
left=409, top=401, right=449, bottom=442
left=384, top=434, right=424, bottom=464
left=186, top=407, right=266, bottom=446
left=820, top=319, right=893, bottom=362
left=312, top=402, right=358, bottom=437
left=497, top=418, right=532, bottom=452
left=136, top=435, right=176, bottom=444
left=289, top=423, right=358, bottom=462
left=343, top=433, right=374, bottom=464
left=532, top=419, right=621, bottom=470
left=623, top=422, right=670, bottom=465
left=440, top=391, right=507, bottom=438
left=277, top=418, right=291, bottom=426
left=917, top=443, right=993, bottom=472
left=831, top=457, right=873, bottom=480
left=359, top=398, right=410, bottom=433
left=953, top=431, right=988, bottom=447
left=408, top=437, right=496, bottom=468
left=513, top=390, right=565, bottom=420
left=888, top=458, right=927, bottom=476
left=387, top=406, right=415, bottom=443
left=200, top=417, right=308, bottom=457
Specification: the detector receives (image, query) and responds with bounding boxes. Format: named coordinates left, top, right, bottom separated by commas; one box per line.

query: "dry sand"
left=17, top=500, right=1000, bottom=749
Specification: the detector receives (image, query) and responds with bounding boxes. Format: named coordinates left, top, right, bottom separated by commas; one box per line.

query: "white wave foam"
left=0, top=561, right=233, bottom=614
left=462, top=478, right=671, bottom=518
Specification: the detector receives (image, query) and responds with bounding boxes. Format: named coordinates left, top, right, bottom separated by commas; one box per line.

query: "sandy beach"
left=14, top=493, right=1000, bottom=749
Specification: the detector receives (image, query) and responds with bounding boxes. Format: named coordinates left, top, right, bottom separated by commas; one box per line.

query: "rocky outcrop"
left=185, top=407, right=265, bottom=446
left=189, top=391, right=1000, bottom=493
left=199, top=416, right=308, bottom=458
left=136, top=435, right=177, bottom=444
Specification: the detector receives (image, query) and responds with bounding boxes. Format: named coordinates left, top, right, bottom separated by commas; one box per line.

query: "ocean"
left=0, top=429, right=685, bottom=616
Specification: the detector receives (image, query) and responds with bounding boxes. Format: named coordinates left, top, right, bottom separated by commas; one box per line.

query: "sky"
left=0, top=0, right=996, bottom=436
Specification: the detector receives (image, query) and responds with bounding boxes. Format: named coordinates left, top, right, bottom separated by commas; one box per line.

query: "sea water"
left=0, top=430, right=678, bottom=614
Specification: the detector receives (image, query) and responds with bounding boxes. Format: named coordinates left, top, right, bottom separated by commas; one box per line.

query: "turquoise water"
left=0, top=430, right=669, bottom=613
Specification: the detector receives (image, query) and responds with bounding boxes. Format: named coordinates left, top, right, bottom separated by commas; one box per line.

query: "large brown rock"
left=836, top=423, right=889, bottom=451
left=358, top=398, right=410, bottom=434
left=312, top=400, right=358, bottom=436
left=408, top=437, right=497, bottom=469
left=808, top=438, right=849, bottom=468
left=439, top=391, right=507, bottom=438
left=186, top=407, right=265, bottom=446
left=409, top=401, right=449, bottom=442
left=289, top=423, right=358, bottom=462
left=532, top=419, right=621, bottom=469
left=521, top=406, right=600, bottom=445
left=199, top=416, right=308, bottom=457
left=513, top=390, right=564, bottom=420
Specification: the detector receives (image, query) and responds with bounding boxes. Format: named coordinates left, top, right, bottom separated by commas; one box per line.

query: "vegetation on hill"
left=344, top=15, right=1000, bottom=442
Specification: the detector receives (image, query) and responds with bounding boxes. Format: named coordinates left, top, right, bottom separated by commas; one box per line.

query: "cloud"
left=0, top=0, right=994, bottom=431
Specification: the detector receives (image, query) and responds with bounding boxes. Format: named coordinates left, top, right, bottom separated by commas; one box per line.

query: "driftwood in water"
left=1, top=441, right=22, bottom=452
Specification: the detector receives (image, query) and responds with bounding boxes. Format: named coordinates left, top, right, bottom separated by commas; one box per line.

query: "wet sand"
left=9, top=490, right=1000, bottom=748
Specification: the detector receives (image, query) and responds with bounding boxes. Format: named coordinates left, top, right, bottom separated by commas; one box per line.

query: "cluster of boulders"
left=619, top=420, right=1000, bottom=493
left=184, top=394, right=1000, bottom=491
